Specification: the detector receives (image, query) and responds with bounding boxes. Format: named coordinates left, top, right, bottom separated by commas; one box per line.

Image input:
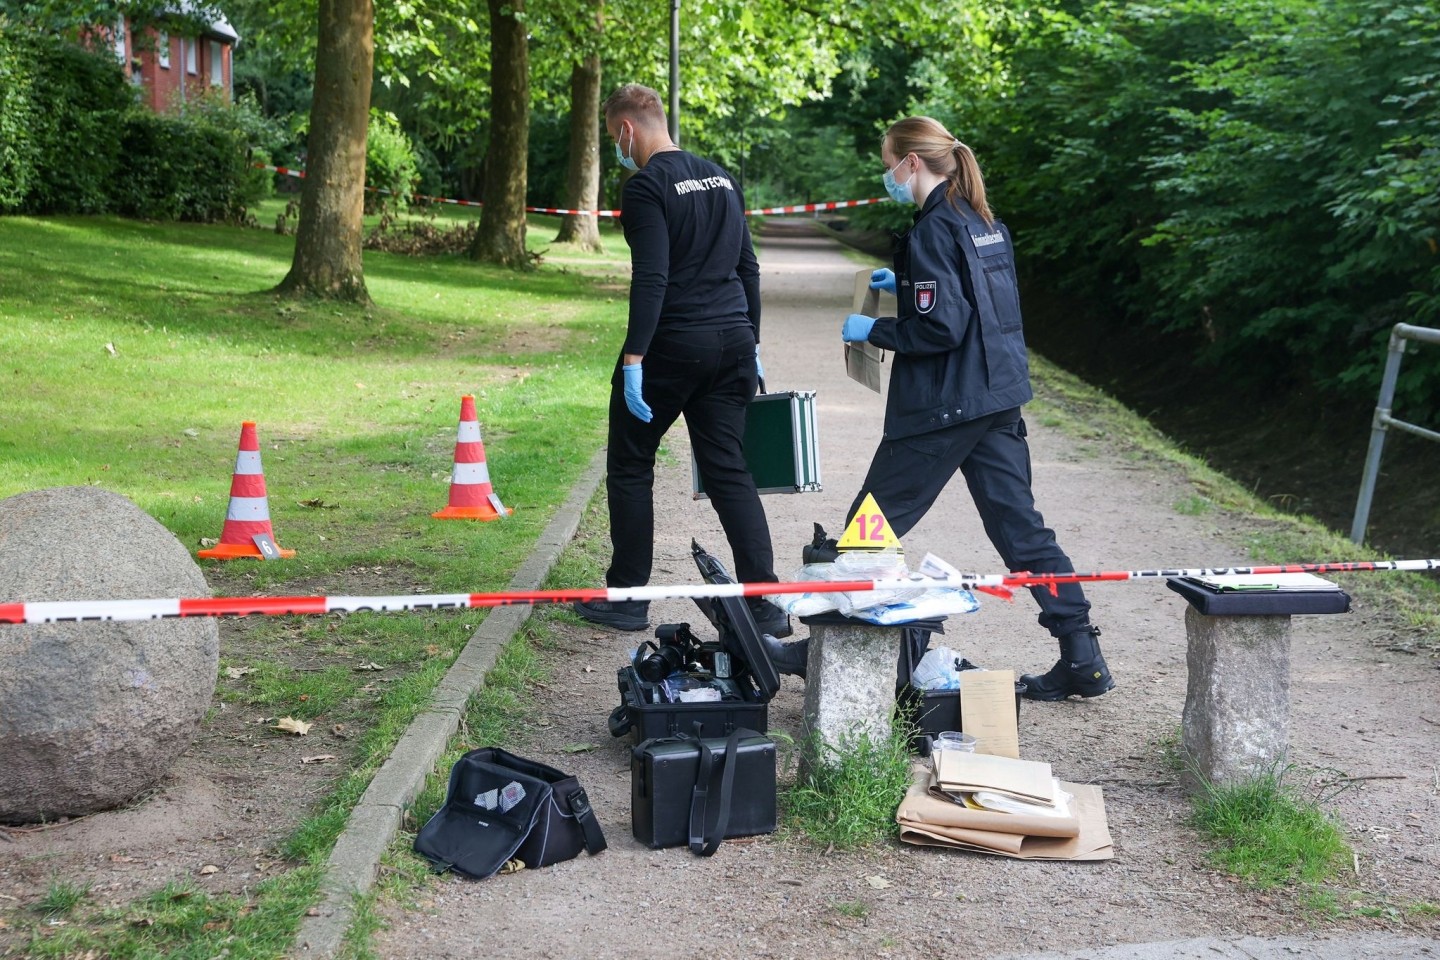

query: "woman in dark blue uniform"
left=839, top=116, right=1113, bottom=702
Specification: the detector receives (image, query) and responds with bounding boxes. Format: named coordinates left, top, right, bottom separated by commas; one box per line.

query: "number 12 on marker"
left=855, top=513, right=886, bottom=541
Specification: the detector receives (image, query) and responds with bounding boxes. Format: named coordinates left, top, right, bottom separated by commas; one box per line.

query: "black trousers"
left=605, top=325, right=777, bottom=589
left=846, top=409, right=1091, bottom=640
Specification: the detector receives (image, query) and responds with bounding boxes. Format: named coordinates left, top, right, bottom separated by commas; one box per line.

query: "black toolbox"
left=608, top=541, right=781, bottom=742
left=632, top=730, right=777, bottom=850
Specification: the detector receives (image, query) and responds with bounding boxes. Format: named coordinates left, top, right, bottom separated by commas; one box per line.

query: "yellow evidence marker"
left=836, top=493, right=902, bottom=551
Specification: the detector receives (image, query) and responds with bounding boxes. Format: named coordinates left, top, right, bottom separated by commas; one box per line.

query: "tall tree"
left=553, top=0, right=603, bottom=251
left=469, top=0, right=530, bottom=268
left=275, top=0, right=373, bottom=301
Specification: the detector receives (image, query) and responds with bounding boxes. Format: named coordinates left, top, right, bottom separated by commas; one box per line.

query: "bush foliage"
left=957, top=0, right=1440, bottom=415
left=0, top=22, right=274, bottom=222
left=364, top=110, right=420, bottom=214
left=0, top=25, right=131, bottom=214
left=743, top=0, right=1438, bottom=417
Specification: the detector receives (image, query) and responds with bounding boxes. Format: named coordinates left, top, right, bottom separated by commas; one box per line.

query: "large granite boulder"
left=0, top=487, right=218, bottom=822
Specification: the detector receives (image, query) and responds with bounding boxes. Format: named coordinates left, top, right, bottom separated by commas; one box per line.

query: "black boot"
left=1020, top=626, right=1115, bottom=701
left=747, top=598, right=793, bottom=639
left=762, top=634, right=809, bottom=680
left=802, top=522, right=839, bottom=565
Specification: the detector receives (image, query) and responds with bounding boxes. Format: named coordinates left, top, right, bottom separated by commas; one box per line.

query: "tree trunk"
left=554, top=49, right=602, bottom=250
left=275, top=0, right=373, bottom=303
left=469, top=0, right=530, bottom=269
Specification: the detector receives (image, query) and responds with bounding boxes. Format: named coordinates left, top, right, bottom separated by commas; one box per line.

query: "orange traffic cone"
left=198, top=421, right=296, bottom=559
left=433, top=395, right=512, bottom=521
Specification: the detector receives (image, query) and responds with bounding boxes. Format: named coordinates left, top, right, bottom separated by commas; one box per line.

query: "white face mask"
left=882, top=155, right=915, bottom=205
left=615, top=124, right=639, bottom=172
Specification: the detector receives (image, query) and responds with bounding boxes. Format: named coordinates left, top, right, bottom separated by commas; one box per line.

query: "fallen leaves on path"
left=273, top=717, right=312, bottom=736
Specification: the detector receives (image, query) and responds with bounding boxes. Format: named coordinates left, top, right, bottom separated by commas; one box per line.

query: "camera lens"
left=637, top=643, right=686, bottom=683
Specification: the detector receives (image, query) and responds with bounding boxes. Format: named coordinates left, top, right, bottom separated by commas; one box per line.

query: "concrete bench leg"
left=800, top=622, right=899, bottom=775
left=1181, top=609, right=1291, bottom=792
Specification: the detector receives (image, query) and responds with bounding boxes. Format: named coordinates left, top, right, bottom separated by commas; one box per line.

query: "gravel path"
left=375, top=220, right=1440, bottom=960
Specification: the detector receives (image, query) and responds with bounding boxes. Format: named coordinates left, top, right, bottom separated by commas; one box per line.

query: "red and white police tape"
left=257, top=163, right=887, bottom=218
left=2, top=559, right=1435, bottom=625
left=744, top=197, right=890, bottom=216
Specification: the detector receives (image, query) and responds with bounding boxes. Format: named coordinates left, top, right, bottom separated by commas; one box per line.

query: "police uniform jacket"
left=867, top=184, right=1033, bottom=439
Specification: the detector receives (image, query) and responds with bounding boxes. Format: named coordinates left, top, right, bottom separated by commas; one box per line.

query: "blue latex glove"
left=869, top=268, right=896, bottom=294
left=842, top=313, right=876, bottom=343
left=755, top=345, right=765, bottom=382
left=622, top=363, right=652, bottom=422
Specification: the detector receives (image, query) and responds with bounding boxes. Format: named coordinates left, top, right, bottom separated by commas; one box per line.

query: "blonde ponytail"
left=885, top=117, right=994, bottom=225
left=950, top=139, right=992, bottom=224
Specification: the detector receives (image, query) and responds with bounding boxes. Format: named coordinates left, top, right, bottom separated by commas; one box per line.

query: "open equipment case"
left=608, top=540, right=782, bottom=742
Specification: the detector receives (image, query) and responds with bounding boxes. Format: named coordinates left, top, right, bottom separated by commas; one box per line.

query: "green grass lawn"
left=252, top=194, right=631, bottom=263
left=0, top=211, right=627, bottom=958
left=0, top=212, right=625, bottom=589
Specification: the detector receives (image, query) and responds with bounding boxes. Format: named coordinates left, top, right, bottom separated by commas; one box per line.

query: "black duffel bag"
left=414, top=747, right=606, bottom=879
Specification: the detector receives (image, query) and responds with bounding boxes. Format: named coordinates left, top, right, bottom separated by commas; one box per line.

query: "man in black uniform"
left=572, top=83, right=790, bottom=637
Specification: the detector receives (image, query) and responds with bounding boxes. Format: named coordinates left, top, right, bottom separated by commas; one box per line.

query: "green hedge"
left=0, top=27, right=131, bottom=214
left=115, top=112, right=253, bottom=222
left=0, top=25, right=39, bottom=210
left=0, top=23, right=273, bottom=222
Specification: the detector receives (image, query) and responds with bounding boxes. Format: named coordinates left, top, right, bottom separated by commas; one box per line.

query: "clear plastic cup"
left=932, top=731, right=977, bottom=753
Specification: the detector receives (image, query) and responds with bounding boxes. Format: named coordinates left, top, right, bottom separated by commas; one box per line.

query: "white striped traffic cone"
left=432, top=395, right=512, bottom=521
left=198, top=421, right=295, bottom=559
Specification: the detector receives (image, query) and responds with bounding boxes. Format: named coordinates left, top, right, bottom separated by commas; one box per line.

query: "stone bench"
left=795, top=615, right=940, bottom=774
left=790, top=581, right=1352, bottom=788
left=1165, top=578, right=1351, bottom=792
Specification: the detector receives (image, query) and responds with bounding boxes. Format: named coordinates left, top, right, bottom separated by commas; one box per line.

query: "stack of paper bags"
left=896, top=750, right=1114, bottom=861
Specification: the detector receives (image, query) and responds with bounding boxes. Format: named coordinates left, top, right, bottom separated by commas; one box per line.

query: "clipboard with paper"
left=847, top=271, right=889, bottom=393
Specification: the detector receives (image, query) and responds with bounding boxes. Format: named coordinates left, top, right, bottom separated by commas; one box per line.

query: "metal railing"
left=1351, top=322, right=1440, bottom=544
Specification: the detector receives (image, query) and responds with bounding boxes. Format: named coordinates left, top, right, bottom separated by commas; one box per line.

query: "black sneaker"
left=572, top=599, right=649, bottom=631
left=747, top=598, right=793, bottom=639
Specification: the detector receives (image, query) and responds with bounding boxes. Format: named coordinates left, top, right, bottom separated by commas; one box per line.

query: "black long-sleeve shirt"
left=618, top=150, right=761, bottom=356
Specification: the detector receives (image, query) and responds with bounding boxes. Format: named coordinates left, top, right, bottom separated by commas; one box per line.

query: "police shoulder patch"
left=914, top=281, right=938, bottom=314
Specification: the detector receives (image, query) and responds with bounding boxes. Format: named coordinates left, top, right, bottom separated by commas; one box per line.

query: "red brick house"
left=104, top=5, right=239, bottom=112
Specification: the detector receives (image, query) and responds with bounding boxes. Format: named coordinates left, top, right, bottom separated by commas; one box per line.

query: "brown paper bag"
left=896, top=768, right=1114, bottom=861
left=846, top=271, right=887, bottom=392
left=899, top=768, right=1079, bottom=838
left=931, top=750, right=1056, bottom=805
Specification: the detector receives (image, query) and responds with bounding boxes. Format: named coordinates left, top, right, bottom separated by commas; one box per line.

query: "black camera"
left=635, top=623, right=708, bottom=683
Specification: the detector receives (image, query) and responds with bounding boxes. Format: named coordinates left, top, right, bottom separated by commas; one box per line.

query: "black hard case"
left=877, top=626, right=1025, bottom=755
left=613, top=665, right=767, bottom=741
left=631, top=732, right=777, bottom=849
left=898, top=681, right=1025, bottom=754
left=609, top=542, right=781, bottom=742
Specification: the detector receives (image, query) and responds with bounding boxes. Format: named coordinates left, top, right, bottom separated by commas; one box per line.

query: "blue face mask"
left=615, top=126, right=639, bottom=173
left=882, top=157, right=915, bottom=205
